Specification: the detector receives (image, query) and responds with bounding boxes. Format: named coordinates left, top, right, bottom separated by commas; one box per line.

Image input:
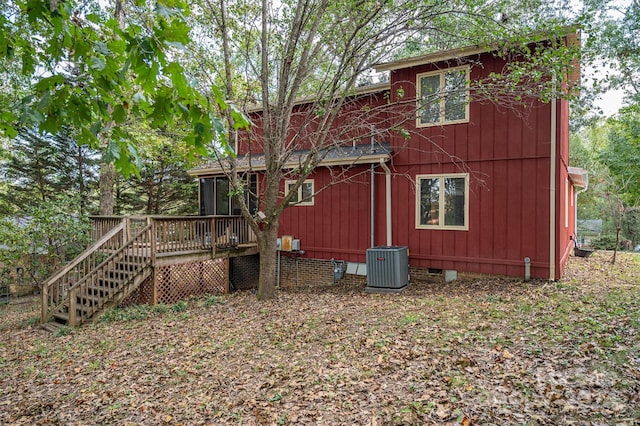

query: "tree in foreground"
left=2, top=0, right=584, bottom=299
left=0, top=0, right=247, bottom=176
left=190, top=0, right=581, bottom=299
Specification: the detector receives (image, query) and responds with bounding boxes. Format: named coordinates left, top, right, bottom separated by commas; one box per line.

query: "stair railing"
left=65, top=223, right=153, bottom=326
left=41, top=223, right=125, bottom=323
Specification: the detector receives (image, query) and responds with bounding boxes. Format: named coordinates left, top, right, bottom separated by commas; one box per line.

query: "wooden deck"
left=42, top=215, right=258, bottom=328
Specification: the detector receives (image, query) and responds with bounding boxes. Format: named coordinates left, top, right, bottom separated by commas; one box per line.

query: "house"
left=576, top=219, right=602, bottom=247
left=190, top=32, right=587, bottom=284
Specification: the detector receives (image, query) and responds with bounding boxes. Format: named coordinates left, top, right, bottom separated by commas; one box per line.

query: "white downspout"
left=371, top=129, right=376, bottom=247
left=371, top=164, right=375, bottom=247
left=379, top=160, right=392, bottom=246
left=549, top=83, right=557, bottom=281
left=574, top=174, right=589, bottom=242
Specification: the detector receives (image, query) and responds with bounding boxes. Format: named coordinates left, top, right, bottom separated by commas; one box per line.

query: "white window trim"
left=415, top=173, right=469, bottom=230
left=285, top=179, right=315, bottom=206
left=565, top=178, right=569, bottom=228
left=416, top=65, right=470, bottom=128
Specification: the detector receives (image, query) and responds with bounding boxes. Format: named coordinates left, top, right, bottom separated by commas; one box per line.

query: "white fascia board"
left=568, top=166, right=588, bottom=189
left=189, top=152, right=391, bottom=177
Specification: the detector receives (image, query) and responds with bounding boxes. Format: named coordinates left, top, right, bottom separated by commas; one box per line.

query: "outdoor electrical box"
left=281, top=235, right=293, bottom=252
left=366, top=246, right=409, bottom=292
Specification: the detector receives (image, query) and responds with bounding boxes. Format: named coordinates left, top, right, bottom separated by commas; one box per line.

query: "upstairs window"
left=417, top=66, right=469, bottom=127
left=416, top=174, right=469, bottom=230
left=285, top=179, right=314, bottom=206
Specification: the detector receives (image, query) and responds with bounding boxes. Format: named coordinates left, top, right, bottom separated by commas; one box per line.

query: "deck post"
left=68, top=287, right=77, bottom=326
left=211, top=217, right=216, bottom=258
left=41, top=282, right=48, bottom=323
left=122, top=217, right=128, bottom=246
left=150, top=218, right=158, bottom=305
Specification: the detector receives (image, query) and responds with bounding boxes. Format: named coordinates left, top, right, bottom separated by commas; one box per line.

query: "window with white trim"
left=417, top=66, right=469, bottom=127
left=416, top=174, right=469, bottom=230
left=565, top=179, right=569, bottom=228
left=286, top=179, right=314, bottom=206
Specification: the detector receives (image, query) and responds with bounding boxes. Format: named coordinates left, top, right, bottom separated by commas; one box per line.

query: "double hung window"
left=416, top=174, right=469, bottom=230
left=417, top=66, right=469, bottom=126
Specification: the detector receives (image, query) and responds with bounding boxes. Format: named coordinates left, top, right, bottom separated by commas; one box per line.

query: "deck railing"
left=66, top=224, right=153, bottom=326
left=42, top=222, right=125, bottom=322
left=90, top=217, right=125, bottom=249
left=212, top=216, right=257, bottom=248
left=42, top=215, right=257, bottom=325
left=154, top=216, right=213, bottom=253
left=89, top=215, right=257, bottom=254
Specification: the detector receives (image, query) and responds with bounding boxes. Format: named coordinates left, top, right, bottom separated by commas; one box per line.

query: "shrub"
left=170, top=301, right=188, bottom=312
left=591, top=235, right=619, bottom=250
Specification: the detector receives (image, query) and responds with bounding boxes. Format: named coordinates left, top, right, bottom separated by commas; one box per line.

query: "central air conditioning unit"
left=365, top=246, right=409, bottom=293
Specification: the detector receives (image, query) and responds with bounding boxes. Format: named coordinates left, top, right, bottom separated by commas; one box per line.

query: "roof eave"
left=374, top=45, right=492, bottom=72
left=375, top=28, right=579, bottom=72
left=244, top=82, right=391, bottom=113
left=188, top=152, right=391, bottom=177
left=568, top=166, right=588, bottom=189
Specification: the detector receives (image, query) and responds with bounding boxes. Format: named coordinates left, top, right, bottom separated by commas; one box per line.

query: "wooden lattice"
left=119, top=274, right=154, bottom=307
left=119, top=259, right=227, bottom=307
left=156, top=259, right=227, bottom=305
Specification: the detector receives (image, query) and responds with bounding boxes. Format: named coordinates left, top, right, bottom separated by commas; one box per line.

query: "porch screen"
left=200, top=175, right=258, bottom=216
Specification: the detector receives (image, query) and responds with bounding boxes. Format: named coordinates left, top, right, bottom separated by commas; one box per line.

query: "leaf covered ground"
left=1, top=251, right=639, bottom=425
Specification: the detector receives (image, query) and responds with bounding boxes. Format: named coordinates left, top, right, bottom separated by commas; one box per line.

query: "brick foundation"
left=277, top=256, right=365, bottom=289
left=276, top=256, right=452, bottom=289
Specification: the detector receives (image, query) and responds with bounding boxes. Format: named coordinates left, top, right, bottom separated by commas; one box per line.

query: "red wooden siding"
left=379, top=52, right=557, bottom=279
left=279, top=167, right=375, bottom=261
left=200, top=41, right=579, bottom=281
left=237, top=90, right=392, bottom=156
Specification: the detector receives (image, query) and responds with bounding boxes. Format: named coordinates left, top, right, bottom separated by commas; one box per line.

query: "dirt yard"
left=1, top=251, right=638, bottom=425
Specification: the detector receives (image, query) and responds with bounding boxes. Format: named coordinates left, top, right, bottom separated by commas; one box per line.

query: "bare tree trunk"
left=257, top=224, right=279, bottom=299
left=98, top=0, right=125, bottom=216
left=99, top=163, right=116, bottom=215
left=76, top=144, right=86, bottom=216
left=612, top=225, right=621, bottom=265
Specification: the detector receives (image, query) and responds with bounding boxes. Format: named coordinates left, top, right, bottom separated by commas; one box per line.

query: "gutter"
left=568, top=167, right=589, bottom=242
left=574, top=180, right=588, bottom=244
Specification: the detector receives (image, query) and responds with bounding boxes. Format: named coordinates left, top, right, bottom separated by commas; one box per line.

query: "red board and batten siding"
left=376, top=52, right=554, bottom=279
left=277, top=50, right=574, bottom=280
left=279, top=168, right=374, bottom=261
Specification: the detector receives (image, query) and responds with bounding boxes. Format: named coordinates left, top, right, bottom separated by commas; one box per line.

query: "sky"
left=583, top=0, right=633, bottom=116
left=595, top=88, right=626, bottom=116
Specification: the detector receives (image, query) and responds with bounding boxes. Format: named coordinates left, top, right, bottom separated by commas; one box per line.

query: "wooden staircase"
left=41, top=222, right=154, bottom=329
left=41, top=215, right=259, bottom=330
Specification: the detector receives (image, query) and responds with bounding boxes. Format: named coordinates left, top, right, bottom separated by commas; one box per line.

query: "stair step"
left=76, top=293, right=101, bottom=306
left=114, top=265, right=140, bottom=273
left=41, top=322, right=65, bottom=333
left=53, top=311, right=69, bottom=323
left=107, top=271, right=131, bottom=280
left=87, top=284, right=110, bottom=293
left=97, top=278, right=124, bottom=288
left=53, top=305, right=94, bottom=324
